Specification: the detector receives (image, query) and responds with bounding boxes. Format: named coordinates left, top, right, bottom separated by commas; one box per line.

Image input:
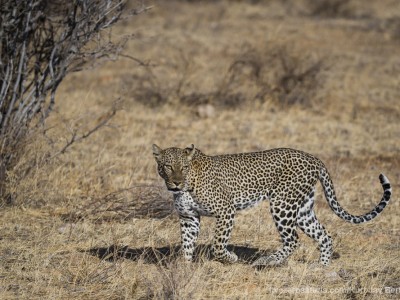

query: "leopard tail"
left=319, top=167, right=391, bottom=224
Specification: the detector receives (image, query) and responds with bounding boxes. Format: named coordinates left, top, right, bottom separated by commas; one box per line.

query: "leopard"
left=152, top=144, right=392, bottom=267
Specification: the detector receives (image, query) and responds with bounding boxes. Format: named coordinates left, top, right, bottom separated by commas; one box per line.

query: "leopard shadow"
left=84, top=244, right=273, bottom=265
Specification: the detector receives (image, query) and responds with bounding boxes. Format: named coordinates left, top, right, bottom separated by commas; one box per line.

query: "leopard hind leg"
left=252, top=198, right=300, bottom=268
left=297, top=188, right=333, bottom=266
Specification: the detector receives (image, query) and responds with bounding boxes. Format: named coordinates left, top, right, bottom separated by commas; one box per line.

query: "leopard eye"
left=164, top=165, right=173, bottom=172
left=182, top=165, right=189, bottom=171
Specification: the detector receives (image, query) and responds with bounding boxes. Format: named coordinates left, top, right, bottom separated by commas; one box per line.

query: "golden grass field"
left=1, top=0, right=400, bottom=299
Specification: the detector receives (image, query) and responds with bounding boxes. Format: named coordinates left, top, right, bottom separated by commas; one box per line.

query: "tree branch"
left=49, top=99, right=120, bottom=159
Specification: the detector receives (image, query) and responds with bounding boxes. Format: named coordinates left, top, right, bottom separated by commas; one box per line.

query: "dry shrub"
left=0, top=0, right=126, bottom=164
left=0, top=0, right=151, bottom=204
left=214, top=45, right=326, bottom=109
left=306, top=0, right=355, bottom=18
left=61, top=185, right=173, bottom=222
left=369, top=17, right=400, bottom=41
left=268, top=47, right=326, bottom=108
left=124, top=44, right=326, bottom=111
left=127, top=71, right=169, bottom=108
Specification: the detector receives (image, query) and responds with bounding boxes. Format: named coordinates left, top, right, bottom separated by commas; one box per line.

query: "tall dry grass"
left=1, top=0, right=399, bottom=299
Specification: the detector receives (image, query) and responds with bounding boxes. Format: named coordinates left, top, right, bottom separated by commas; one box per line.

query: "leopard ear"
left=185, top=144, right=195, bottom=161
left=152, top=144, right=162, bottom=161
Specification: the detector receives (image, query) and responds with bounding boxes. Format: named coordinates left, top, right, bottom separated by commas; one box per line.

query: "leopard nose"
left=173, top=181, right=181, bottom=186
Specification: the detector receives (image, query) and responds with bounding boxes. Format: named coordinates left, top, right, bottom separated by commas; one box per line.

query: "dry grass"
left=1, top=0, right=400, bottom=299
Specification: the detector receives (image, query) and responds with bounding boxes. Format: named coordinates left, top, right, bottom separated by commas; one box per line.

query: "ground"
left=0, top=0, right=399, bottom=299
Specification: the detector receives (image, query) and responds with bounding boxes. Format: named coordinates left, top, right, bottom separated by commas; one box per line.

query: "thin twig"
left=118, top=53, right=154, bottom=67
left=49, top=100, right=120, bottom=159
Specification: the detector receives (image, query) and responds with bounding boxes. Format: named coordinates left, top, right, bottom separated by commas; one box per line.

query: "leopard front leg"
left=212, top=207, right=238, bottom=264
left=179, top=214, right=200, bottom=261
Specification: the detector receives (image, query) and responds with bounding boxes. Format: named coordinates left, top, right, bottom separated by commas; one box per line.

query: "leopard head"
left=152, top=144, right=196, bottom=193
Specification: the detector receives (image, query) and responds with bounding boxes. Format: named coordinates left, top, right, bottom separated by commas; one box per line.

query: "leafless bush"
left=127, top=71, right=169, bottom=108
left=271, top=47, right=325, bottom=107
left=61, top=185, right=173, bottom=222
left=306, top=0, right=354, bottom=18
left=216, top=46, right=326, bottom=109
left=124, top=43, right=325, bottom=112
left=371, top=17, right=400, bottom=41
left=0, top=0, right=150, bottom=201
